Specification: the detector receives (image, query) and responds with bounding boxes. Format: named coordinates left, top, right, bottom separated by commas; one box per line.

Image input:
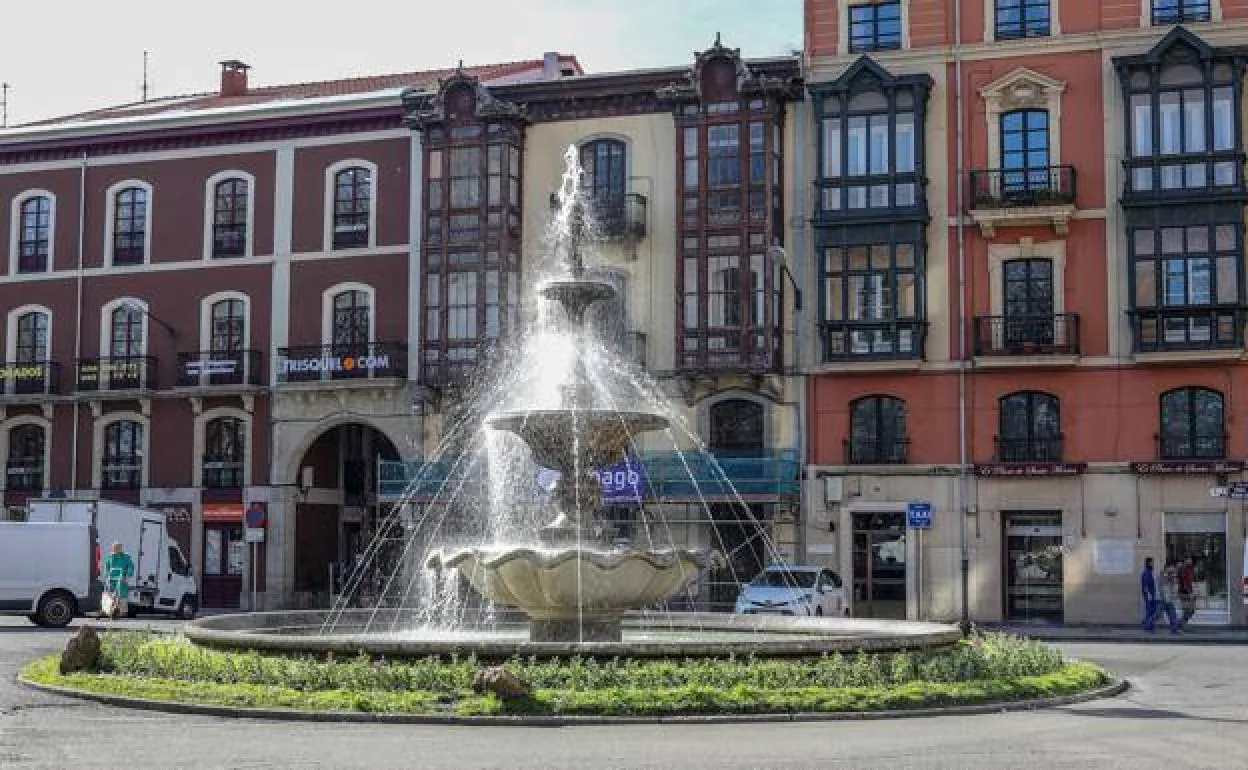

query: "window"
left=17, top=195, right=51, bottom=273
left=203, top=416, right=244, bottom=489
left=102, top=420, right=142, bottom=489
left=1000, top=110, right=1050, bottom=197
left=709, top=399, right=764, bottom=456
left=677, top=54, right=784, bottom=373
left=849, top=2, right=902, bottom=52
left=820, top=229, right=923, bottom=359
left=111, top=186, right=148, bottom=265
left=331, top=290, right=370, bottom=349
left=332, top=167, right=371, bottom=249
left=15, top=311, right=49, bottom=363
left=580, top=139, right=628, bottom=231
left=418, top=78, right=524, bottom=386
left=1130, top=224, right=1242, bottom=349
left=1160, top=387, right=1224, bottom=459
left=1002, top=258, right=1056, bottom=346
left=816, top=74, right=925, bottom=214
left=849, top=396, right=907, bottom=464
left=1152, top=0, right=1211, bottom=25
left=7, top=424, right=45, bottom=492
left=110, top=305, right=144, bottom=357
left=998, top=391, right=1062, bottom=462
left=996, top=0, right=1050, bottom=39
left=210, top=299, right=245, bottom=354
left=211, top=178, right=249, bottom=258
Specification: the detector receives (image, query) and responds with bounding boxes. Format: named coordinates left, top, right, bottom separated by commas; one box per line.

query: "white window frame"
left=5, top=304, right=53, bottom=364
left=192, top=407, right=253, bottom=488
left=93, top=412, right=150, bottom=491
left=321, top=282, right=376, bottom=346
left=1, top=416, right=52, bottom=496
left=202, top=171, right=256, bottom=260
left=323, top=159, right=379, bottom=252
left=9, top=190, right=57, bottom=275
left=104, top=179, right=154, bottom=267
left=838, top=0, right=911, bottom=56
left=100, top=297, right=149, bottom=358
left=985, top=0, right=1061, bottom=43
left=195, top=291, right=252, bottom=386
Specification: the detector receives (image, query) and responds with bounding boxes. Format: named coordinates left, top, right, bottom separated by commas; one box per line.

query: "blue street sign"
left=906, top=501, right=933, bottom=530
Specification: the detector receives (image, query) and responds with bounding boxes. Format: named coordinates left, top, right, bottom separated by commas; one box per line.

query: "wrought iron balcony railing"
left=175, top=350, right=263, bottom=387
left=76, top=356, right=157, bottom=392
left=1130, top=306, right=1246, bottom=353
left=974, top=314, right=1080, bottom=356
left=5, top=461, right=43, bottom=492
left=995, top=436, right=1064, bottom=464
left=845, top=437, right=909, bottom=465
left=969, top=165, right=1076, bottom=209
left=1157, top=434, right=1227, bottom=462
left=277, top=342, right=406, bottom=384
left=593, top=193, right=647, bottom=239
left=101, top=462, right=141, bottom=490
left=820, top=320, right=927, bottom=362
left=202, top=456, right=244, bottom=489
left=0, top=361, right=61, bottom=396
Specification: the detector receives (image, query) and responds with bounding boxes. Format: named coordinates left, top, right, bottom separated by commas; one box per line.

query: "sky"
left=0, top=0, right=802, bottom=126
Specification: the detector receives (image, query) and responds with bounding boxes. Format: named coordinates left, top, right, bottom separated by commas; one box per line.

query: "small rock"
left=472, top=665, right=533, bottom=700
left=59, top=625, right=101, bottom=675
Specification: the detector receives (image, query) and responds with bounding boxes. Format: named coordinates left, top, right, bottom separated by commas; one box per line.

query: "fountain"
left=185, top=147, right=959, bottom=659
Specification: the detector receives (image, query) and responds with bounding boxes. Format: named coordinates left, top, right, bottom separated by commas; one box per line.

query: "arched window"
left=1000, top=109, right=1050, bottom=198
left=1160, top=387, right=1225, bottom=459
left=212, top=178, right=249, bottom=258
left=709, top=399, right=764, bottom=456
left=203, top=417, right=244, bottom=489
left=17, top=195, right=52, bottom=273
left=110, top=305, right=144, bottom=357
left=332, top=167, right=371, bottom=249
left=998, top=391, right=1061, bottom=462
left=849, top=396, right=908, bottom=464
left=15, top=311, right=49, bottom=362
left=210, top=299, right=245, bottom=354
left=112, top=186, right=148, bottom=265
left=331, top=290, right=371, bottom=348
left=580, top=139, right=627, bottom=233
left=102, top=420, right=143, bottom=489
left=7, top=424, right=45, bottom=492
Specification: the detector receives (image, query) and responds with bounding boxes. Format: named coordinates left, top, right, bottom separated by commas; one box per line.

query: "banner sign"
left=202, top=503, right=243, bottom=522
left=183, top=358, right=240, bottom=377
left=77, top=359, right=144, bottom=386
left=1131, top=460, right=1247, bottom=475
left=533, top=456, right=650, bottom=505
left=974, top=463, right=1086, bottom=478
left=0, top=363, right=49, bottom=381
left=281, top=353, right=393, bottom=376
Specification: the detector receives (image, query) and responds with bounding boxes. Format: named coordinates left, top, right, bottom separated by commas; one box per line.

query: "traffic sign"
left=906, top=501, right=933, bottom=529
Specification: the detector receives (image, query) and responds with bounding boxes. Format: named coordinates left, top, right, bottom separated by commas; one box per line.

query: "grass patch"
left=21, top=632, right=1110, bottom=718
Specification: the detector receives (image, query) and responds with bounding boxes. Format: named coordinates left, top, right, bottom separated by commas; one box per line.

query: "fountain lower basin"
left=425, top=545, right=721, bottom=642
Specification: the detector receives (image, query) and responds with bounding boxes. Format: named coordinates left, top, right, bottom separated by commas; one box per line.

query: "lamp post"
left=120, top=299, right=177, bottom=339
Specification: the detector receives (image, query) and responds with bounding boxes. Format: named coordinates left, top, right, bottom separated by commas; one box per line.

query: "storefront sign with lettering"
left=1130, top=461, right=1247, bottom=475
left=974, top=463, right=1087, bottom=478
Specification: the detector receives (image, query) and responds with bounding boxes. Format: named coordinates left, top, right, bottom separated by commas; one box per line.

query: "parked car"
left=733, top=566, right=850, bottom=617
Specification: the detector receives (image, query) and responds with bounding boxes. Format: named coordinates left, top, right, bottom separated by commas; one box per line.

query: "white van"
left=0, top=521, right=99, bottom=627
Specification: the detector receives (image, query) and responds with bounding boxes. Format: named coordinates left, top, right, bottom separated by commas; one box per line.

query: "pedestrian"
left=1140, top=556, right=1159, bottom=631
left=1157, top=564, right=1181, bottom=634
left=102, top=542, right=135, bottom=619
left=1178, top=556, right=1197, bottom=627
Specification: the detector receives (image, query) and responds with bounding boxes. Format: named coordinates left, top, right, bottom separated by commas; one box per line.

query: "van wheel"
left=176, top=598, right=198, bottom=621
left=36, top=591, right=76, bottom=628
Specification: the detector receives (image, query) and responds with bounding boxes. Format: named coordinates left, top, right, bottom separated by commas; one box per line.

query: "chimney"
left=542, top=52, right=561, bottom=80
left=219, top=60, right=251, bottom=97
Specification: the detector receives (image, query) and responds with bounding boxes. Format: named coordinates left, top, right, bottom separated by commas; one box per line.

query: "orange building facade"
left=801, top=0, right=1248, bottom=626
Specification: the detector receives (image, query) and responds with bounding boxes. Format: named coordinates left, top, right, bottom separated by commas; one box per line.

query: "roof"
left=14, top=54, right=583, bottom=129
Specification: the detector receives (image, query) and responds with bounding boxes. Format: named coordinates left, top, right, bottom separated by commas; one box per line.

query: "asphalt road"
left=2, top=617, right=1247, bottom=770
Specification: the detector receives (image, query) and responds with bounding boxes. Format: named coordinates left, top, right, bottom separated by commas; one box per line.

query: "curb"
left=16, top=674, right=1128, bottom=727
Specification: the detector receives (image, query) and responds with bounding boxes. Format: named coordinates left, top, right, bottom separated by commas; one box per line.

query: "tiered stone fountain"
left=424, top=200, right=721, bottom=643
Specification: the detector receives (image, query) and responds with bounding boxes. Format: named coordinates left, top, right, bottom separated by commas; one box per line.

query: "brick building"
left=801, top=0, right=1248, bottom=626
left=0, top=45, right=805, bottom=611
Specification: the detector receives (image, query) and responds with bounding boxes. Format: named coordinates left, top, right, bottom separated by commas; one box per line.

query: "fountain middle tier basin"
left=486, top=409, right=669, bottom=471
left=426, top=545, right=721, bottom=642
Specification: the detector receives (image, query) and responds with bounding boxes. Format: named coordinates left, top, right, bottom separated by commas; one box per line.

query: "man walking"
left=1178, top=556, right=1197, bottom=627
left=1140, top=556, right=1159, bottom=631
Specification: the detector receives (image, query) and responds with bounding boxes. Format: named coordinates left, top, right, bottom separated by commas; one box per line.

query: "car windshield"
left=751, top=570, right=817, bottom=588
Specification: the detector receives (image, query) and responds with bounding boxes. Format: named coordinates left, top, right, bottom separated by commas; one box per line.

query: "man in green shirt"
left=102, top=542, right=135, bottom=618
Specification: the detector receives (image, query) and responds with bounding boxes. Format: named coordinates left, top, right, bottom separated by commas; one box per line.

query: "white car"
left=734, top=566, right=850, bottom=618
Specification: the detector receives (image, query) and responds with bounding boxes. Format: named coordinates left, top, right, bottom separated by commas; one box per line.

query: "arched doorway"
left=291, top=422, right=401, bottom=606
left=706, top=398, right=770, bottom=611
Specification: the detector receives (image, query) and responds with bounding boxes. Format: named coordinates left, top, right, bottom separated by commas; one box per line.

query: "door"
left=137, top=519, right=163, bottom=590
left=1003, top=259, right=1054, bottom=348
left=1004, top=512, right=1064, bottom=623
left=851, top=512, right=907, bottom=619
left=1000, top=109, right=1050, bottom=199
left=1165, top=512, right=1230, bottom=625
left=201, top=522, right=244, bottom=609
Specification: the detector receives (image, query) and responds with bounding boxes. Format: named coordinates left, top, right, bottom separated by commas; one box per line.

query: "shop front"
left=1164, top=511, right=1231, bottom=626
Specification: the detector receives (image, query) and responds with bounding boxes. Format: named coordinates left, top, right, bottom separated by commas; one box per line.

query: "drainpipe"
left=953, top=0, right=972, bottom=636
left=793, top=88, right=810, bottom=566
left=69, top=151, right=87, bottom=496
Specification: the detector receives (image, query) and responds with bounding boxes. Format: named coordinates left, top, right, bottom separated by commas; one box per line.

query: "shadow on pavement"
left=1064, top=705, right=1248, bottom=726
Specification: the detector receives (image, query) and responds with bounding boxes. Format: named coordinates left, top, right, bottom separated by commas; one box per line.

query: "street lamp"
left=120, top=299, right=177, bottom=339
left=766, top=244, right=803, bottom=312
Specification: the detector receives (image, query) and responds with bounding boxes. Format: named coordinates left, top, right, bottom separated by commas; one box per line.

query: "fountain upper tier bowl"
left=539, top=279, right=617, bottom=324
left=487, top=409, right=669, bottom=472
